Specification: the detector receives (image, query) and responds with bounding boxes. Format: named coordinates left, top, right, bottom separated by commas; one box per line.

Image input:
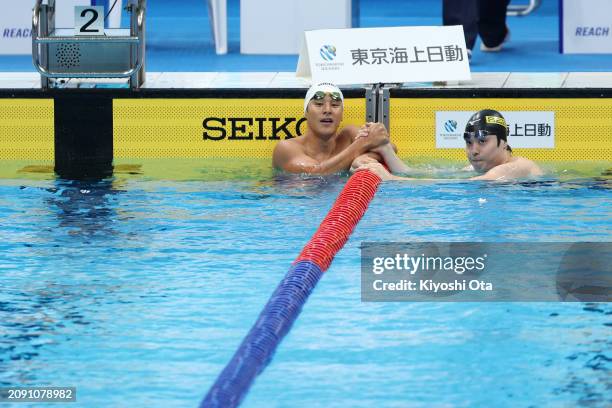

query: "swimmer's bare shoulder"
left=513, top=156, right=543, bottom=176
left=272, top=125, right=358, bottom=168
left=272, top=136, right=306, bottom=169
left=338, top=124, right=359, bottom=141
left=333, top=125, right=359, bottom=151
left=471, top=156, right=543, bottom=180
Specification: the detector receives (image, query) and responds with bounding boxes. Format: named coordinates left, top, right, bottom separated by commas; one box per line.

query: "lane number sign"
left=75, top=6, right=104, bottom=36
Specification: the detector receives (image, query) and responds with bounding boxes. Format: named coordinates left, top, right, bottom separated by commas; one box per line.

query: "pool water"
left=0, top=162, right=610, bottom=407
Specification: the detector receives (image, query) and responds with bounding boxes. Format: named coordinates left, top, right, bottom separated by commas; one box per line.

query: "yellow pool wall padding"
left=0, top=99, right=54, bottom=162
left=0, top=97, right=610, bottom=164
left=390, top=98, right=612, bottom=161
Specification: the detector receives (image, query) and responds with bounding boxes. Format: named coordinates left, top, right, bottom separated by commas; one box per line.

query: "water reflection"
left=554, top=303, right=612, bottom=406
left=43, top=178, right=126, bottom=239
left=0, top=177, right=126, bottom=385
left=251, top=172, right=347, bottom=198
left=0, top=286, right=94, bottom=386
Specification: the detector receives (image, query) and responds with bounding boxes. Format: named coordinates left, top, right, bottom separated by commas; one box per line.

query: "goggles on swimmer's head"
left=304, top=83, right=344, bottom=113
left=311, top=91, right=343, bottom=102
left=463, top=129, right=495, bottom=143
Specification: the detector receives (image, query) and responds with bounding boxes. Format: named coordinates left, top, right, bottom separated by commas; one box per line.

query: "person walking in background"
left=443, top=0, right=512, bottom=58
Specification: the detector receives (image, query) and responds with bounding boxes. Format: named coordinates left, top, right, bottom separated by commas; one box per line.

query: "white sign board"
left=0, top=0, right=89, bottom=55
left=561, top=0, right=612, bottom=53
left=296, top=26, right=470, bottom=85
left=56, top=0, right=91, bottom=28
left=241, top=0, right=353, bottom=54
left=436, top=111, right=555, bottom=149
left=0, top=0, right=34, bottom=54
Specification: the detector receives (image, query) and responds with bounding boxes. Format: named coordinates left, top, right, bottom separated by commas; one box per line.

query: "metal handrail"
left=32, top=0, right=40, bottom=31
left=507, top=0, right=541, bottom=16
left=31, top=0, right=43, bottom=64
left=35, top=36, right=139, bottom=44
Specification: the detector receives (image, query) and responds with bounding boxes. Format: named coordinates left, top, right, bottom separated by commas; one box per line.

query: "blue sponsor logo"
left=575, top=26, right=610, bottom=37
left=319, top=45, right=337, bottom=62
left=3, top=28, right=32, bottom=38
left=444, top=120, right=458, bottom=133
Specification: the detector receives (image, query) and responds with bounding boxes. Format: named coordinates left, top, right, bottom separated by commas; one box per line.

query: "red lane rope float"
left=201, top=170, right=382, bottom=408
left=296, top=170, right=381, bottom=270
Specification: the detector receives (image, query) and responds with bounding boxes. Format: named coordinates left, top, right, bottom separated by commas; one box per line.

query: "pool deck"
left=1, top=72, right=612, bottom=89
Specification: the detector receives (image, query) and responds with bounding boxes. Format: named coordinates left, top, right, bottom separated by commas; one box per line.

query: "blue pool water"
left=0, top=163, right=610, bottom=407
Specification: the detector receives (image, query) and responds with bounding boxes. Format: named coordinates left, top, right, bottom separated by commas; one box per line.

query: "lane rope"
left=201, top=170, right=382, bottom=408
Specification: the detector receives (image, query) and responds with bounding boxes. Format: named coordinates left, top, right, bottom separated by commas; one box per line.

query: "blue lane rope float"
left=201, top=170, right=382, bottom=408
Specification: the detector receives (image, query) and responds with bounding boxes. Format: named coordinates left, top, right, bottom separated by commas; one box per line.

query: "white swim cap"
left=304, top=83, right=344, bottom=113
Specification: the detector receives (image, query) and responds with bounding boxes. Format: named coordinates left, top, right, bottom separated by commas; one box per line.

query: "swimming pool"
left=1, top=161, right=610, bottom=407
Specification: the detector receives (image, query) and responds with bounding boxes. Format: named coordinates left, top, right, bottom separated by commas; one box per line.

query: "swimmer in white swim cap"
left=272, top=83, right=390, bottom=174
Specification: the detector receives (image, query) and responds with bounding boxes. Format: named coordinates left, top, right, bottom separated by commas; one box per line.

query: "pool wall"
left=0, top=87, right=611, bottom=178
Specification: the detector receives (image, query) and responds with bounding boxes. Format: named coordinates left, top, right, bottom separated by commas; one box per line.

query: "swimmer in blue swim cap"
left=272, top=83, right=389, bottom=174
left=352, top=109, right=543, bottom=181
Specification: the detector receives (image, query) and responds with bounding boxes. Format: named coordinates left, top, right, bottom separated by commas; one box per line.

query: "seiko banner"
left=0, top=0, right=89, bottom=55
left=435, top=111, right=555, bottom=149
left=561, top=0, right=612, bottom=53
left=296, top=26, right=470, bottom=85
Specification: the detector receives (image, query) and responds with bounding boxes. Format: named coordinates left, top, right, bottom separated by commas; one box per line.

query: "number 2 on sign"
left=75, top=6, right=104, bottom=36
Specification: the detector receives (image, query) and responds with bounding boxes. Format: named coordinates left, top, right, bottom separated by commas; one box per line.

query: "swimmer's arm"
left=353, top=162, right=420, bottom=181
left=272, top=125, right=389, bottom=174
left=354, top=162, right=466, bottom=182
left=356, top=160, right=546, bottom=182
left=372, top=143, right=413, bottom=174
left=356, top=124, right=415, bottom=174
left=350, top=125, right=398, bottom=155
left=272, top=139, right=374, bottom=174
left=469, top=160, right=543, bottom=181
left=348, top=125, right=388, bottom=163
left=350, top=148, right=396, bottom=169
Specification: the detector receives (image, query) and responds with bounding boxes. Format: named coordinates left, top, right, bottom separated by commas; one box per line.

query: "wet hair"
left=465, top=109, right=512, bottom=152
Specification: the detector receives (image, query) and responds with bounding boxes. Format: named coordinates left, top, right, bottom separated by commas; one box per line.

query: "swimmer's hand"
left=363, top=123, right=391, bottom=150
left=355, top=122, right=390, bottom=149
left=355, top=125, right=369, bottom=140
left=360, top=128, right=413, bottom=174
left=351, top=161, right=396, bottom=181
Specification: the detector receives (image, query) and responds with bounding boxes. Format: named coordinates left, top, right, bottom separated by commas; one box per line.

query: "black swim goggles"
left=311, top=91, right=342, bottom=102
left=463, top=129, right=493, bottom=142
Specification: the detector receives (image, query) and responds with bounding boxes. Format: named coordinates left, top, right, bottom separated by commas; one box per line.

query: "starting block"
left=32, top=0, right=146, bottom=89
